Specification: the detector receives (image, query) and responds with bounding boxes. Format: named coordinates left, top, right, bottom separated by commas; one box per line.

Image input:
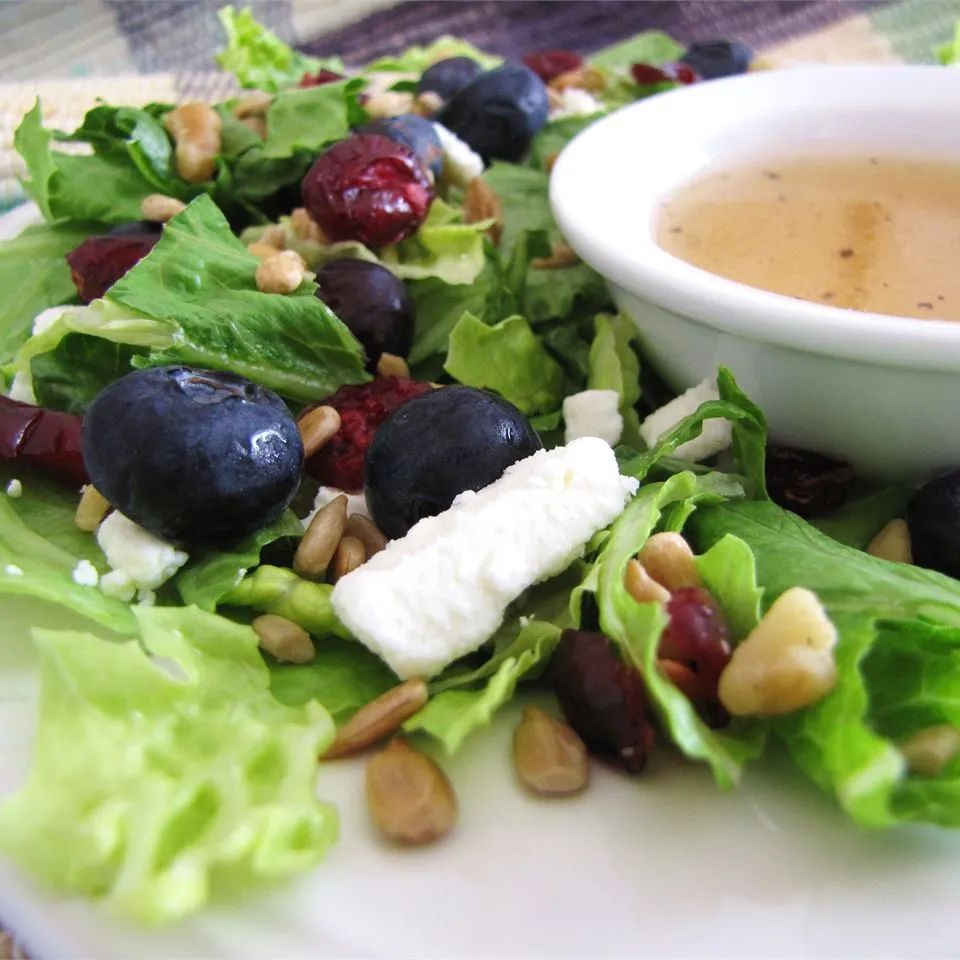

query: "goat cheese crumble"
left=96, top=511, right=189, bottom=599
left=71, top=559, right=100, bottom=588
left=563, top=389, right=623, bottom=446
left=549, top=87, right=603, bottom=120
left=5, top=479, right=22, bottom=498
left=434, top=121, right=485, bottom=187
left=640, top=378, right=732, bottom=462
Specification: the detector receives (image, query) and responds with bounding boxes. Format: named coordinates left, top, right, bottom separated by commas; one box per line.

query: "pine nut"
left=624, top=558, right=670, bottom=604
left=260, top=225, right=287, bottom=249
left=256, top=250, right=308, bottom=294
left=75, top=484, right=111, bottom=532
left=298, top=405, right=341, bottom=458
left=252, top=613, right=315, bottom=663
left=464, top=177, right=502, bottom=245
left=867, top=518, right=912, bottom=564
left=513, top=706, right=589, bottom=796
left=413, top=90, right=443, bottom=116
left=139, top=193, right=186, bottom=222
left=331, top=535, right=365, bottom=582
left=718, top=587, right=838, bottom=716
left=294, top=494, right=348, bottom=580
left=290, top=207, right=327, bottom=243
left=898, top=725, right=960, bottom=776
left=325, top=678, right=428, bottom=759
left=550, top=65, right=605, bottom=92
left=365, top=739, right=457, bottom=844
left=639, top=532, right=702, bottom=591
left=233, top=89, right=273, bottom=118
left=164, top=102, right=222, bottom=182
left=247, top=241, right=282, bottom=260
left=346, top=514, right=388, bottom=556
left=376, top=352, right=410, bottom=378
left=365, top=90, right=414, bottom=118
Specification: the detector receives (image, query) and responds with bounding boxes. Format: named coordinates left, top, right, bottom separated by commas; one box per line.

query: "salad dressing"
left=657, top=155, right=960, bottom=321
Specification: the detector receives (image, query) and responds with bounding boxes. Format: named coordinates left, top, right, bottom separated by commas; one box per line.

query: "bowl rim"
left=550, top=63, right=960, bottom=372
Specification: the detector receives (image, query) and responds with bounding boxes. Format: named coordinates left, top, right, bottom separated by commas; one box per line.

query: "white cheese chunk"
left=100, top=571, right=135, bottom=602
left=71, top=559, right=100, bottom=588
left=549, top=87, right=603, bottom=120
left=7, top=372, right=36, bottom=405
left=434, top=121, right=485, bottom=187
left=303, top=485, right=371, bottom=526
left=96, top=511, right=189, bottom=594
left=5, top=479, right=22, bottom=498
left=563, top=389, right=623, bottom=446
left=332, top=437, right=638, bottom=678
left=639, top=378, right=732, bottom=462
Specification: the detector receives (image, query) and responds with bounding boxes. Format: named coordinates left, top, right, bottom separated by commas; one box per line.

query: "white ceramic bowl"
left=551, top=65, right=960, bottom=480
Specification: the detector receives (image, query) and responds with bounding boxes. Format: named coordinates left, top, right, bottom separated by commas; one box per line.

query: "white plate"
left=2, top=207, right=960, bottom=960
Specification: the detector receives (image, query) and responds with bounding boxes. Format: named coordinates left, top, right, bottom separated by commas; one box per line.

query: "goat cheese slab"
left=96, top=511, right=189, bottom=594
left=640, top=378, right=732, bottom=462
left=563, top=389, right=623, bottom=446
left=332, top=437, right=638, bottom=679
left=434, top=121, right=485, bottom=187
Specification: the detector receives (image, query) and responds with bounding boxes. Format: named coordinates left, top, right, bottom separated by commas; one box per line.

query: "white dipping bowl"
left=551, top=65, right=960, bottom=480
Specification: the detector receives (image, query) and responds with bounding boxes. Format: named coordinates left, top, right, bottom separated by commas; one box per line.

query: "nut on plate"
left=331, top=534, right=366, bottom=582
left=325, top=678, right=428, bottom=759
left=255, top=250, right=309, bottom=294
left=140, top=193, right=186, bottom=223
left=867, top=518, right=912, bottom=564
left=624, top=558, right=670, bottom=605
left=298, top=404, right=341, bottom=459
left=252, top=614, right=315, bottom=664
left=164, top=102, right=222, bottom=183
left=294, top=493, right=348, bottom=580
left=75, top=484, right=111, bottom=532
left=513, top=706, right=589, bottom=796
left=638, top=532, right=702, bottom=591
left=898, top=725, right=960, bottom=776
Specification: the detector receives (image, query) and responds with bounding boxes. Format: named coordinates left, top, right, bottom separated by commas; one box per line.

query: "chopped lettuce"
left=528, top=115, right=604, bottom=171
left=0, top=606, right=338, bottom=923
left=937, top=22, right=960, bottom=65
left=587, top=312, right=642, bottom=446
left=589, top=31, right=684, bottom=72
left=11, top=196, right=368, bottom=404
left=364, top=36, right=501, bottom=74
left=259, top=80, right=365, bottom=158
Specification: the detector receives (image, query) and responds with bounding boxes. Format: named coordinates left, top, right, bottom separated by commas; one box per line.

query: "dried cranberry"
left=0, top=396, right=87, bottom=487
left=659, top=587, right=731, bottom=725
left=765, top=445, right=855, bottom=518
left=303, top=375, right=433, bottom=491
left=552, top=629, right=655, bottom=774
left=66, top=232, right=160, bottom=303
left=522, top=49, right=583, bottom=83
left=631, top=61, right=701, bottom=87
left=298, top=68, right=344, bottom=87
left=301, top=134, right=435, bottom=248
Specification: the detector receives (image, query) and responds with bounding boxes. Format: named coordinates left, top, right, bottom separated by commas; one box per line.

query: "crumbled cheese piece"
left=563, top=389, right=623, bottom=446
left=100, top=570, right=136, bottom=602
left=303, top=485, right=371, bottom=526
left=332, top=437, right=638, bottom=678
left=137, top=589, right=157, bottom=607
left=3, top=564, right=23, bottom=577
left=434, top=121, right=485, bottom=187
left=96, top=511, right=189, bottom=594
left=71, top=559, right=99, bottom=588
left=549, top=87, right=603, bottom=120
left=5, top=479, right=22, bottom=498
left=7, top=372, right=36, bottom=405
left=640, top=378, right=732, bottom=462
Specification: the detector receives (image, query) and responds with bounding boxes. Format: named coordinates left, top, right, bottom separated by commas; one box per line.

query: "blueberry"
left=315, top=259, right=415, bottom=367
left=364, top=385, right=542, bottom=538
left=437, top=63, right=549, bottom=163
left=906, top=470, right=960, bottom=579
left=358, top=114, right=444, bottom=180
left=83, top=366, right=303, bottom=544
left=417, top=56, right=483, bottom=103
left=679, top=40, right=753, bottom=80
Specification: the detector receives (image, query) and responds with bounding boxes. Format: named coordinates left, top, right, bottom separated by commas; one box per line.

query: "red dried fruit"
left=0, top=396, right=87, bottom=487
left=301, top=134, right=435, bottom=248
left=303, top=376, right=432, bottom=491
left=66, top=233, right=159, bottom=303
left=522, top=49, right=584, bottom=83
left=552, top=629, right=655, bottom=774
left=298, top=68, right=345, bottom=87
left=659, top=587, right=731, bottom=725
left=631, top=61, right=700, bottom=87
left=765, top=445, right=855, bottom=518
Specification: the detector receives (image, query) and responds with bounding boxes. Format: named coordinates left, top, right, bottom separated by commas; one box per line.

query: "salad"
left=2, top=6, right=960, bottom=927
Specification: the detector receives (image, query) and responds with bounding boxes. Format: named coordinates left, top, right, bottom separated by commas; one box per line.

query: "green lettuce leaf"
left=0, top=606, right=337, bottom=923
left=589, top=31, right=684, bottom=72
left=810, top=483, right=911, bottom=549
left=444, top=312, right=565, bottom=414
left=937, top=22, right=960, bottom=65
left=217, top=5, right=343, bottom=92
left=587, top=312, right=642, bottom=446
left=364, top=37, right=500, bottom=74
left=260, top=80, right=364, bottom=159
left=11, top=196, right=368, bottom=404
left=528, top=115, right=604, bottom=171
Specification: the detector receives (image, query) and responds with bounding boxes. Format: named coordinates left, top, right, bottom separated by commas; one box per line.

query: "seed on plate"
left=252, top=613, right=315, bottom=663
left=233, top=89, right=273, bottom=118
left=75, top=484, right=111, bottom=532
left=513, top=706, right=589, bottom=796
left=163, top=102, right=221, bottom=182
left=256, top=250, right=308, bottom=294
left=531, top=242, right=579, bottom=269
left=365, top=738, right=457, bottom=844
left=331, top=534, right=366, bottom=582
left=638, top=532, right=702, bottom=591
left=376, top=352, right=410, bottom=378
left=139, top=193, right=186, bottom=223
left=294, top=493, right=348, bottom=580
left=290, top=206, right=327, bottom=243
left=325, top=678, right=428, bottom=759
left=345, top=513, right=388, bottom=556
left=464, top=177, right=503, bottom=244
left=898, top=724, right=960, bottom=776
left=247, top=241, right=282, bottom=260
left=624, top=558, right=670, bottom=604
left=260, top=225, right=287, bottom=249
left=867, top=518, right=912, bottom=564
left=298, top=404, right=341, bottom=458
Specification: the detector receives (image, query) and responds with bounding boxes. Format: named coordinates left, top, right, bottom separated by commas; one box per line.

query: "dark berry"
left=766, top=445, right=854, bottom=518
left=358, top=114, right=444, bottom=180
left=679, top=40, right=753, bottom=80
left=315, top=259, right=414, bottom=368
left=299, top=68, right=345, bottom=87
left=906, top=470, right=960, bottom=579
left=83, top=366, right=303, bottom=544
left=552, top=629, right=655, bottom=774
left=301, top=134, right=435, bottom=248
left=66, top=231, right=160, bottom=303
left=417, top=56, right=483, bottom=103
left=522, top=49, right=583, bottom=83
left=364, top=385, right=542, bottom=539
left=437, top=63, right=549, bottom=164
left=659, top=587, right=731, bottom=725
left=631, top=62, right=700, bottom=87
left=303, top=376, right=433, bottom=493
left=0, top=396, right=87, bottom=488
